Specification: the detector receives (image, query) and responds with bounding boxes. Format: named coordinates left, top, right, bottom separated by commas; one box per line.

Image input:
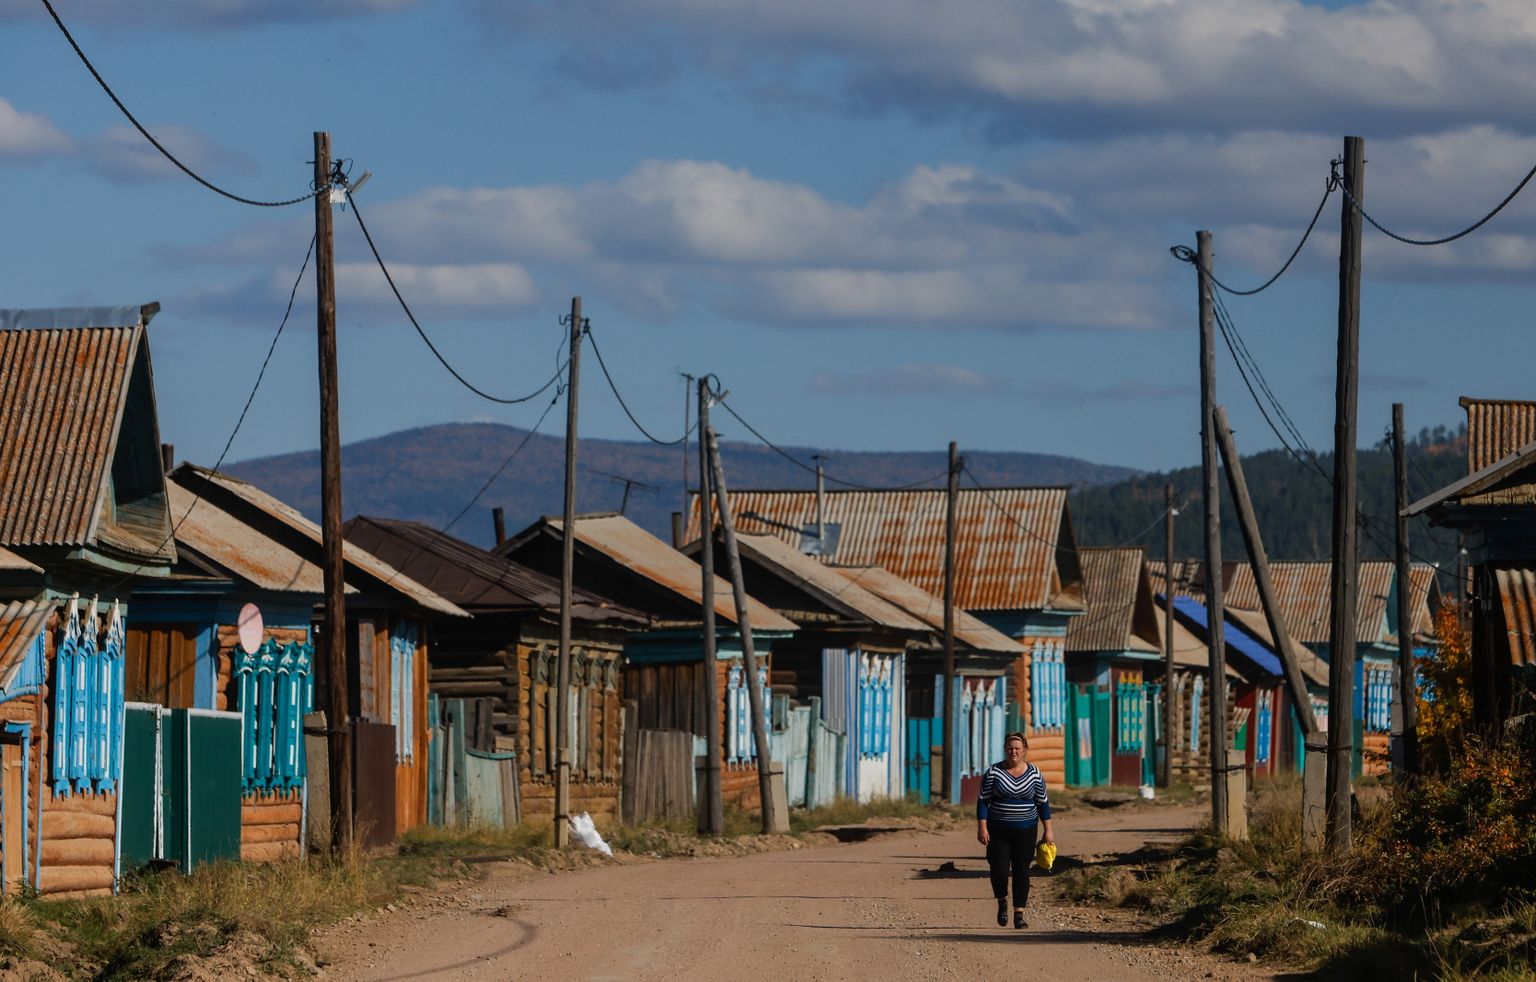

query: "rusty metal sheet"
left=0, top=546, right=42, bottom=574
left=171, top=466, right=467, bottom=619
left=727, top=532, right=930, bottom=634
left=551, top=515, right=796, bottom=632
left=829, top=564, right=1024, bottom=655
left=0, top=326, right=137, bottom=547
left=0, top=598, right=50, bottom=691
left=343, top=515, right=647, bottom=626
left=1067, top=547, right=1158, bottom=654
left=166, top=482, right=350, bottom=596
left=1462, top=397, right=1536, bottom=473
left=1223, top=560, right=1429, bottom=647
left=1494, top=568, right=1536, bottom=667
left=694, top=488, right=1081, bottom=613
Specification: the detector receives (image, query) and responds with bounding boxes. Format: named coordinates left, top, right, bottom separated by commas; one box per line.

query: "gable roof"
left=501, top=514, right=796, bottom=632
left=0, top=312, right=174, bottom=564
left=829, top=564, right=1025, bottom=656
left=1067, top=547, right=1160, bottom=654
left=169, top=465, right=466, bottom=618
left=343, top=516, right=645, bottom=625
left=165, top=481, right=347, bottom=596
left=691, top=487, right=1084, bottom=613
left=1406, top=435, right=1536, bottom=515
left=694, top=533, right=930, bottom=634
left=1223, top=560, right=1437, bottom=647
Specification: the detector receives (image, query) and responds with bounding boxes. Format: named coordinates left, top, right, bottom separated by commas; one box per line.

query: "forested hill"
left=1070, top=427, right=1469, bottom=575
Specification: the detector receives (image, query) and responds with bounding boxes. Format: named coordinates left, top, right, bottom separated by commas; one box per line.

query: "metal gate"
left=120, top=704, right=242, bottom=872
left=353, top=720, right=398, bottom=849
left=904, top=717, right=932, bottom=803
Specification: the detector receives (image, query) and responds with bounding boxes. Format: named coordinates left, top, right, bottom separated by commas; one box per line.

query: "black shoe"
left=1014, top=909, right=1027, bottom=929
left=996, top=898, right=1008, bottom=927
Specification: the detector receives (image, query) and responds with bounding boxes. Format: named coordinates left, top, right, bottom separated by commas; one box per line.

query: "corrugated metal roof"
left=344, top=516, right=647, bottom=626
left=0, top=546, right=42, bottom=574
left=0, top=598, right=49, bottom=691
left=1462, top=397, right=1536, bottom=473
left=166, top=482, right=346, bottom=596
left=0, top=326, right=138, bottom=547
left=1223, top=560, right=1433, bottom=647
left=1494, top=568, right=1536, bottom=667
left=727, top=533, right=930, bottom=634
left=550, top=515, right=796, bottom=632
left=693, top=488, right=1083, bottom=613
left=829, top=564, right=1025, bottom=656
left=1067, top=547, right=1158, bottom=654
left=1225, top=606, right=1330, bottom=687
left=171, top=466, right=467, bottom=618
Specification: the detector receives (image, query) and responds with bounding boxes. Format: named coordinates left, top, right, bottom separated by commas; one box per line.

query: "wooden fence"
left=428, top=695, right=520, bottom=829
left=621, top=727, right=695, bottom=825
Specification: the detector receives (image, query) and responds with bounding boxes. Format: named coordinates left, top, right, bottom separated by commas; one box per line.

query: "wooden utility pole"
left=942, top=441, right=960, bottom=805
left=696, top=379, right=724, bottom=835
left=1159, top=483, right=1175, bottom=788
left=314, top=132, right=352, bottom=855
left=1214, top=406, right=1326, bottom=847
left=706, top=425, right=784, bottom=833
left=1196, top=230, right=1229, bottom=834
left=555, top=296, right=583, bottom=848
left=1327, top=136, right=1364, bottom=855
left=1393, top=403, right=1419, bottom=775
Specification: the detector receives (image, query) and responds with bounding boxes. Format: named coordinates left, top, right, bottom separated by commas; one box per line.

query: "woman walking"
left=977, top=732, right=1054, bottom=928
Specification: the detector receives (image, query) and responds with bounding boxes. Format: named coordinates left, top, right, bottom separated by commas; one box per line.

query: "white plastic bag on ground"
left=569, top=812, right=613, bottom=856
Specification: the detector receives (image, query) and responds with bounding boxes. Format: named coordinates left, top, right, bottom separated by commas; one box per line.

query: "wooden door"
left=0, top=740, right=22, bottom=890
left=124, top=624, right=200, bottom=707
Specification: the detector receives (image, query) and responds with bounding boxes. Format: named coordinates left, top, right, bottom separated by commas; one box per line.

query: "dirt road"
left=318, top=802, right=1276, bottom=981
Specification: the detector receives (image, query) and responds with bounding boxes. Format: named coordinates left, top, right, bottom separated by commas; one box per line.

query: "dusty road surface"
left=318, top=801, right=1277, bottom=981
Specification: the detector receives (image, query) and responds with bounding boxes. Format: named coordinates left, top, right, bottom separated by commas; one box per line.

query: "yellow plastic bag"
left=1034, top=840, right=1057, bottom=871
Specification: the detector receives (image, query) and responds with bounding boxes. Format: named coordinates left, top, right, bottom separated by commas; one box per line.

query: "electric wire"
left=1169, top=176, right=1336, bottom=296
left=440, top=390, right=562, bottom=535
left=960, top=462, right=1179, bottom=555
left=710, top=390, right=952, bottom=492
left=585, top=327, right=697, bottom=446
left=1331, top=154, right=1536, bottom=248
left=100, top=234, right=317, bottom=596
left=346, top=191, right=567, bottom=405
left=39, top=0, right=317, bottom=208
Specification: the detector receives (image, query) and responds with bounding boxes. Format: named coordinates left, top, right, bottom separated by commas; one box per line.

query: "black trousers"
left=985, top=821, right=1038, bottom=907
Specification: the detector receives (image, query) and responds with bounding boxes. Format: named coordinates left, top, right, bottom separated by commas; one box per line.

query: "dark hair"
left=1004, top=731, right=1028, bottom=749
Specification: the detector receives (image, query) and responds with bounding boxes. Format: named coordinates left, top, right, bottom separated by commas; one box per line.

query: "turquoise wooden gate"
left=905, top=717, right=932, bottom=803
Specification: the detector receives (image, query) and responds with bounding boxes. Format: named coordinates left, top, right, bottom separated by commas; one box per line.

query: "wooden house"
left=0, top=306, right=178, bottom=897
left=164, top=466, right=467, bottom=843
left=1062, top=549, right=1164, bottom=788
left=1407, top=397, right=1536, bottom=729
left=696, top=487, right=1083, bottom=792
left=681, top=532, right=932, bottom=803
left=1224, top=560, right=1438, bottom=776
left=342, top=516, right=647, bottom=825
left=498, top=514, right=796, bottom=813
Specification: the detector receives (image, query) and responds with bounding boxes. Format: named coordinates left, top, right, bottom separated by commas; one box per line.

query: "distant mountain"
left=1070, top=428, right=1469, bottom=579
left=222, top=423, right=1138, bottom=548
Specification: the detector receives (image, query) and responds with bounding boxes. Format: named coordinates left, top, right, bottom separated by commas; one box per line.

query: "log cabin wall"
left=520, top=627, right=626, bottom=825
left=1013, top=640, right=1066, bottom=789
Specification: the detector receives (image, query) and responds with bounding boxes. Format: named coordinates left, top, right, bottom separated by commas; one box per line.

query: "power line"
left=441, top=390, right=562, bottom=535
left=39, top=0, right=317, bottom=208
left=1170, top=176, right=1336, bottom=296
left=102, top=233, right=316, bottom=595
left=345, top=192, right=568, bottom=405
left=1331, top=153, right=1536, bottom=247
left=585, top=326, right=696, bottom=446
left=961, top=463, right=1178, bottom=555
left=710, top=389, right=951, bottom=492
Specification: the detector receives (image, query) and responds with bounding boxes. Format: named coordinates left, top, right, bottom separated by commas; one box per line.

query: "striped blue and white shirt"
left=977, top=762, right=1051, bottom=828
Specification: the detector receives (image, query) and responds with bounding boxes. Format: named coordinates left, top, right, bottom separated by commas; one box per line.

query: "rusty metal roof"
left=546, top=515, right=796, bottom=632
left=343, top=516, right=646, bottom=626
left=0, top=598, right=50, bottom=691
left=165, top=482, right=348, bottom=596
left=693, top=488, right=1083, bottom=613
left=1066, top=548, right=1159, bottom=654
left=1224, top=606, right=1331, bottom=687
left=0, top=546, right=42, bottom=574
left=829, top=564, right=1025, bottom=656
left=1406, top=436, right=1536, bottom=515
left=1223, top=560, right=1435, bottom=647
left=170, top=466, right=467, bottom=618
left=1462, top=397, right=1536, bottom=473
left=721, top=533, right=930, bottom=634
left=1494, top=568, right=1536, bottom=667
left=0, top=324, right=159, bottom=552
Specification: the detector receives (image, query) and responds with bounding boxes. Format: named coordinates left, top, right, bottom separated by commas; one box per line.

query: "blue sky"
left=2, top=0, right=1533, bottom=477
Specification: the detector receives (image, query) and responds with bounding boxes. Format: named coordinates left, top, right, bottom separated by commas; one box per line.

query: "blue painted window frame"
left=51, top=599, right=124, bottom=795
left=235, top=639, right=313, bottom=793
left=391, top=622, right=417, bottom=763
left=1189, top=675, right=1204, bottom=753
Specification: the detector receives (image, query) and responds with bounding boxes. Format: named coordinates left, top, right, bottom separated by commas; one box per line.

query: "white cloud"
left=0, top=0, right=415, bottom=28
left=81, top=124, right=256, bottom=186
left=336, top=261, right=538, bottom=313
left=0, top=98, right=71, bottom=157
